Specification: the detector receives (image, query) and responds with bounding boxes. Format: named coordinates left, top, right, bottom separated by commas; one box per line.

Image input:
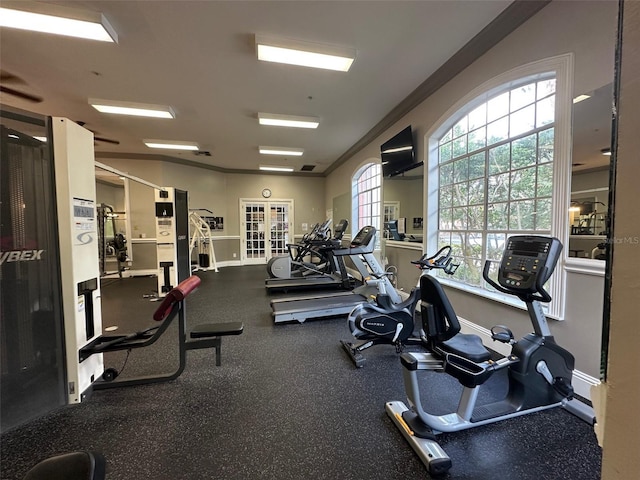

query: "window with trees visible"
left=436, top=76, right=558, bottom=287
left=352, top=163, right=381, bottom=233
left=427, top=56, right=572, bottom=318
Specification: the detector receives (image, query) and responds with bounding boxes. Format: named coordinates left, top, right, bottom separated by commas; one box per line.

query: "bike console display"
left=496, top=235, right=562, bottom=295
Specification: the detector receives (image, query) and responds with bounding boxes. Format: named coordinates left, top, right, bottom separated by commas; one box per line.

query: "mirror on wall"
left=381, top=164, right=424, bottom=250
left=569, top=82, right=613, bottom=261
left=95, top=170, right=131, bottom=276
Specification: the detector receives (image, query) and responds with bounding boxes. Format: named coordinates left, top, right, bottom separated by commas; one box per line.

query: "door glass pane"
left=269, top=203, right=290, bottom=256
left=244, top=203, right=265, bottom=259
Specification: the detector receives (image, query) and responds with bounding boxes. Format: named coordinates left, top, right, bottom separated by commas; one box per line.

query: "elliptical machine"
left=267, top=219, right=346, bottom=279
left=341, top=246, right=459, bottom=368
left=385, top=235, right=596, bottom=476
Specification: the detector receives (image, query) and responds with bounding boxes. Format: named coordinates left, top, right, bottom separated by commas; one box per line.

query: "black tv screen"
left=381, top=125, right=419, bottom=177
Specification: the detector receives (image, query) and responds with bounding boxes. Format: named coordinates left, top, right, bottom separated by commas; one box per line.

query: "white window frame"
left=351, top=162, right=382, bottom=234
left=425, top=54, right=574, bottom=320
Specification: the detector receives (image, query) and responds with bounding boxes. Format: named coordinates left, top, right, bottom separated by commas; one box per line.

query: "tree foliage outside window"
left=352, top=163, right=381, bottom=232
left=437, top=78, right=556, bottom=287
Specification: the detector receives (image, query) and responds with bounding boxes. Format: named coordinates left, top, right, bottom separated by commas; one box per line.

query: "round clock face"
left=262, top=188, right=272, bottom=198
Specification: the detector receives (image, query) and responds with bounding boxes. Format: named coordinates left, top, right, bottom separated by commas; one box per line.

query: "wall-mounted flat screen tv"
left=380, top=125, right=421, bottom=177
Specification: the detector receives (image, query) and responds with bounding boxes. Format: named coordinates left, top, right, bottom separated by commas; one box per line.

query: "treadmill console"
left=334, top=219, right=348, bottom=239
left=498, top=235, right=562, bottom=294
left=351, top=226, right=376, bottom=247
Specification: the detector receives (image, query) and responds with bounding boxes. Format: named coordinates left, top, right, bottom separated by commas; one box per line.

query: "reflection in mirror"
left=382, top=164, right=424, bottom=243
left=95, top=170, right=130, bottom=276
left=570, top=82, right=613, bottom=260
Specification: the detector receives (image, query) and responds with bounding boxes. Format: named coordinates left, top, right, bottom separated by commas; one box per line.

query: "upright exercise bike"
left=386, top=235, right=596, bottom=476
left=341, top=246, right=458, bottom=368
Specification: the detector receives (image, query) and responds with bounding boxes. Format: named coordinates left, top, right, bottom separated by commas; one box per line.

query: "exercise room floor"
left=1, top=266, right=602, bottom=479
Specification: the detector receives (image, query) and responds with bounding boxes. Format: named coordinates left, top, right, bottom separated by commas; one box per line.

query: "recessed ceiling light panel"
left=259, top=146, right=304, bottom=156
left=0, top=2, right=117, bottom=42
left=572, top=94, right=591, bottom=104
left=256, top=34, right=355, bottom=72
left=90, top=99, right=175, bottom=118
left=260, top=165, right=294, bottom=172
left=144, top=140, right=199, bottom=151
left=258, top=113, right=319, bottom=129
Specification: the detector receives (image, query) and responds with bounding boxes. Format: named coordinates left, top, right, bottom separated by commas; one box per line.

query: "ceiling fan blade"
left=94, top=136, right=120, bottom=145
left=0, top=85, right=43, bottom=103
left=0, top=70, right=26, bottom=84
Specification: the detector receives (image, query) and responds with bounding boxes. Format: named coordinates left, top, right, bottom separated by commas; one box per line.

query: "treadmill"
left=265, top=219, right=352, bottom=292
left=270, top=225, right=401, bottom=323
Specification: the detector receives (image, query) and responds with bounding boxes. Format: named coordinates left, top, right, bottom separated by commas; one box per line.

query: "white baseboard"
left=127, top=261, right=244, bottom=278
left=120, top=269, right=157, bottom=277
left=216, top=260, right=243, bottom=268
left=458, top=318, right=600, bottom=401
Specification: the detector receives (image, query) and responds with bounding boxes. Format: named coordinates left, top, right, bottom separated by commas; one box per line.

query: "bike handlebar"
left=411, top=245, right=459, bottom=275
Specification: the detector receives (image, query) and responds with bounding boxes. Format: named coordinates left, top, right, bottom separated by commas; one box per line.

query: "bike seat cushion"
left=23, top=451, right=106, bottom=480
left=438, top=333, right=491, bottom=363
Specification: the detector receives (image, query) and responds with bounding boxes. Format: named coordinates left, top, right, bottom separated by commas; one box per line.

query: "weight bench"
left=190, top=322, right=244, bottom=366
left=80, top=275, right=244, bottom=389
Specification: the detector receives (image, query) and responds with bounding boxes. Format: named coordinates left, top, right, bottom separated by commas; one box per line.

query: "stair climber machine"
left=265, top=219, right=352, bottom=292
left=386, top=235, right=596, bottom=477
left=341, top=246, right=459, bottom=368
left=270, top=225, right=397, bottom=324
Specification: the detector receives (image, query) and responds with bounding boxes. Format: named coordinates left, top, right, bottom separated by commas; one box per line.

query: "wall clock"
left=262, top=188, right=272, bottom=198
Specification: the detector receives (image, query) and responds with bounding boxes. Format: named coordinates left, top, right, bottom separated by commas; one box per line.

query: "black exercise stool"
left=190, top=322, right=244, bottom=366
left=23, top=451, right=106, bottom=480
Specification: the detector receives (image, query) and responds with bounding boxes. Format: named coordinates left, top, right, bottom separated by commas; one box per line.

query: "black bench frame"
left=79, top=275, right=243, bottom=390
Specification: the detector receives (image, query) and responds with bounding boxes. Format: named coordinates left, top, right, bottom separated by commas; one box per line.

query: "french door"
left=240, top=199, right=294, bottom=264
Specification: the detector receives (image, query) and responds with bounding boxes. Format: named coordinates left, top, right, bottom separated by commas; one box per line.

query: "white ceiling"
left=0, top=0, right=517, bottom=174
left=0, top=1, right=612, bottom=176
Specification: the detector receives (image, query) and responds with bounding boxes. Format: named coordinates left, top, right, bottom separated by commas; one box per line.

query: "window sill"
left=436, top=276, right=563, bottom=321
left=565, top=257, right=605, bottom=277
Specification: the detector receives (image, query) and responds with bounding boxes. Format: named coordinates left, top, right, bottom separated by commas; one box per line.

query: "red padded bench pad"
left=153, top=275, right=201, bottom=322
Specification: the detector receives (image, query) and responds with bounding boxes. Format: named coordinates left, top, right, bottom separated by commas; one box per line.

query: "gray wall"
left=96, top=157, right=325, bottom=266
left=95, top=181, right=125, bottom=212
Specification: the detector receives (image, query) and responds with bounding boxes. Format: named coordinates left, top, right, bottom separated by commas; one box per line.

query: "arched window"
left=352, top=162, right=382, bottom=234
left=426, top=55, right=573, bottom=318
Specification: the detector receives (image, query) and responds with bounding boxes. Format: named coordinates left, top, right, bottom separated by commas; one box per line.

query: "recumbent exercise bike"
left=341, top=246, right=459, bottom=368
left=386, top=235, right=596, bottom=476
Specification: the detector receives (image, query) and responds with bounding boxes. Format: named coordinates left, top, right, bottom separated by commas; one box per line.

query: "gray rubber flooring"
left=0, top=266, right=602, bottom=479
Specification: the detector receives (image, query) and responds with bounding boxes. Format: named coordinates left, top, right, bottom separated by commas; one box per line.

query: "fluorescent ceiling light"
left=90, top=99, right=174, bottom=118
left=144, top=140, right=199, bottom=151
left=0, top=2, right=117, bottom=42
left=33, top=136, right=47, bottom=142
left=260, top=166, right=294, bottom=172
left=258, top=113, right=319, bottom=129
left=573, top=94, right=591, bottom=104
left=382, top=146, right=412, bottom=154
left=256, top=35, right=355, bottom=72
left=259, top=146, right=304, bottom=156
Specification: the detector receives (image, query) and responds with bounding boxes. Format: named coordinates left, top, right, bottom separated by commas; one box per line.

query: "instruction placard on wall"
left=73, top=198, right=95, bottom=246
